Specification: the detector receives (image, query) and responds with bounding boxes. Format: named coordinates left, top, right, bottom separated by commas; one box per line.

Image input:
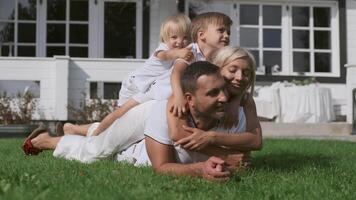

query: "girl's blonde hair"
left=159, top=14, right=191, bottom=43
left=209, top=46, right=256, bottom=96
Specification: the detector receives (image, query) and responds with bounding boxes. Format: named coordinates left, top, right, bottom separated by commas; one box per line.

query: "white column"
left=54, top=56, right=69, bottom=120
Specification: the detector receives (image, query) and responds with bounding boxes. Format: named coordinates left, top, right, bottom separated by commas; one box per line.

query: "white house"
left=0, top=0, right=355, bottom=125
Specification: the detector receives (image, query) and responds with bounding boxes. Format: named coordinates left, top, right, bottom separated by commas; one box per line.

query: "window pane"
left=292, top=7, right=309, bottom=27
left=263, top=5, right=281, bottom=25
left=18, top=0, right=36, bottom=20
left=240, top=5, right=259, bottom=25
left=47, top=24, right=65, bottom=43
left=18, top=23, right=36, bottom=43
left=314, top=7, right=330, bottom=27
left=0, top=80, right=40, bottom=97
left=47, top=0, right=66, bottom=20
left=104, top=82, right=121, bottom=99
left=293, top=52, right=310, bottom=72
left=18, top=46, right=35, bottom=56
left=70, top=24, right=88, bottom=44
left=70, top=0, right=88, bottom=21
left=90, top=82, right=98, bottom=99
left=263, top=51, right=281, bottom=74
left=263, top=29, right=281, bottom=48
left=315, top=53, right=331, bottom=72
left=104, top=2, right=136, bottom=58
left=0, top=23, right=14, bottom=42
left=293, top=30, right=309, bottom=49
left=69, top=47, right=88, bottom=57
left=0, top=0, right=15, bottom=20
left=250, top=50, right=259, bottom=68
left=47, top=46, right=65, bottom=57
left=0, top=45, right=13, bottom=56
left=314, top=31, right=330, bottom=49
left=240, top=28, right=258, bottom=47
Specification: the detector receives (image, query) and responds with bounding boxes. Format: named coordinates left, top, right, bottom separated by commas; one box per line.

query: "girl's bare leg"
left=31, top=132, right=61, bottom=150
left=63, top=123, right=92, bottom=136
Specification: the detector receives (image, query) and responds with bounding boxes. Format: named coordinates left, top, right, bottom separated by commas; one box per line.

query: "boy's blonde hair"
left=191, top=12, right=233, bottom=42
left=209, top=46, right=256, bottom=95
left=159, top=14, right=191, bottom=43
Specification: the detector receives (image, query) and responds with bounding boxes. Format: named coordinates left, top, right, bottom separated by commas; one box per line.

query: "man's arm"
left=145, top=136, right=230, bottom=181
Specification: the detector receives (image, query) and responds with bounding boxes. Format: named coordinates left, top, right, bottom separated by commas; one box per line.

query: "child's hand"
left=177, top=46, right=194, bottom=61
left=169, top=95, right=187, bottom=118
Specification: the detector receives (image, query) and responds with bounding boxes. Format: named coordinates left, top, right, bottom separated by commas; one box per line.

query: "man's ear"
left=185, top=92, right=194, bottom=107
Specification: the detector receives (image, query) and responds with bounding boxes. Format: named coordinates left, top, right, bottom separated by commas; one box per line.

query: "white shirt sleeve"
left=144, top=100, right=173, bottom=145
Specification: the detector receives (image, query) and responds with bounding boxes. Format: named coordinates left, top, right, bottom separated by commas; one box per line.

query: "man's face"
left=188, top=74, right=229, bottom=120
left=200, top=24, right=230, bottom=49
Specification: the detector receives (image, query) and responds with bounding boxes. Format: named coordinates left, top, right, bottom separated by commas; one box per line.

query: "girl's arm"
left=156, top=46, right=193, bottom=61
left=91, top=98, right=139, bottom=136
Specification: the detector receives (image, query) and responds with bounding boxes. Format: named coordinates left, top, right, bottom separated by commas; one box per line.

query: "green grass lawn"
left=0, top=138, right=355, bottom=200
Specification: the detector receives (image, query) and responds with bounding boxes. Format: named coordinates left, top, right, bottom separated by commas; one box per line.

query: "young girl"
left=64, top=14, right=192, bottom=137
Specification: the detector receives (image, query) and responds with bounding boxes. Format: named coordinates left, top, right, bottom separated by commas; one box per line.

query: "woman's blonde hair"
left=159, top=14, right=191, bottom=43
left=209, top=46, right=256, bottom=96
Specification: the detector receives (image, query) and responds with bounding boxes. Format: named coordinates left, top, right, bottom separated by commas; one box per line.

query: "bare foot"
left=31, top=132, right=59, bottom=150
left=63, top=123, right=76, bottom=135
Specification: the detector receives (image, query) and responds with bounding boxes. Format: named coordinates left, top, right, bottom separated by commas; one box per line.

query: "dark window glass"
left=314, top=7, right=330, bottom=27
left=315, top=53, right=331, bottom=72
left=263, top=29, right=281, bottom=48
left=263, top=5, right=281, bottom=25
left=293, top=52, right=310, bottom=72
left=18, top=23, right=36, bottom=43
left=70, top=24, right=88, bottom=43
left=0, top=23, right=14, bottom=42
left=47, top=46, right=65, bottom=57
left=104, top=82, right=121, bottom=99
left=292, top=7, right=309, bottom=27
left=47, top=24, right=65, bottom=43
left=90, top=82, right=98, bottom=99
left=18, top=0, right=36, bottom=20
left=0, top=45, right=13, bottom=56
left=0, top=0, right=15, bottom=20
left=263, top=51, right=282, bottom=74
left=47, top=0, right=66, bottom=20
left=104, top=2, right=136, bottom=58
left=69, top=47, right=88, bottom=57
left=240, top=5, right=259, bottom=25
left=293, top=30, right=309, bottom=49
left=240, top=28, right=258, bottom=47
left=18, top=45, right=35, bottom=56
left=250, top=50, right=259, bottom=68
left=314, top=31, right=330, bottom=49
left=70, top=0, right=88, bottom=21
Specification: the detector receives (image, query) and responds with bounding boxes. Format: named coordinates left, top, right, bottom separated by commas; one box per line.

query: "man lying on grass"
left=24, top=61, right=262, bottom=181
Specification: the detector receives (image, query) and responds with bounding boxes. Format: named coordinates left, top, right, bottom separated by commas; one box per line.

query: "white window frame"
left=236, top=0, right=340, bottom=77
left=0, top=0, right=37, bottom=57
left=92, top=0, right=142, bottom=58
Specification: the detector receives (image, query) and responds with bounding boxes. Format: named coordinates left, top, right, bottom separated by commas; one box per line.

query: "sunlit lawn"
left=0, top=138, right=355, bottom=200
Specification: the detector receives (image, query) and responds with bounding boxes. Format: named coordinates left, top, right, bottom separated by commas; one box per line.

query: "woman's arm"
left=175, top=96, right=262, bottom=151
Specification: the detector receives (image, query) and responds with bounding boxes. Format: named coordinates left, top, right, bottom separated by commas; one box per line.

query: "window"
left=0, top=0, right=37, bottom=57
left=89, top=81, right=121, bottom=100
left=239, top=2, right=339, bottom=77
left=46, top=0, right=89, bottom=57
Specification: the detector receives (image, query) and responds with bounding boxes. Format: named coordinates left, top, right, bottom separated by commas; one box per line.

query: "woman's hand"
left=174, top=125, right=215, bottom=150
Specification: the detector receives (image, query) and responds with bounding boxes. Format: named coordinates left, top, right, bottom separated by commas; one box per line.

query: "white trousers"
left=53, top=101, right=155, bottom=163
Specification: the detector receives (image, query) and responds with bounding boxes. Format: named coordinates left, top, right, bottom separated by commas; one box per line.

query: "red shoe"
left=22, top=125, right=47, bottom=156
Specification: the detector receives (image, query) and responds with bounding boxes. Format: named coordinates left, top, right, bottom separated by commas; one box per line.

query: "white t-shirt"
left=132, top=43, right=173, bottom=92
left=116, top=100, right=247, bottom=166
left=149, top=43, right=206, bottom=100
